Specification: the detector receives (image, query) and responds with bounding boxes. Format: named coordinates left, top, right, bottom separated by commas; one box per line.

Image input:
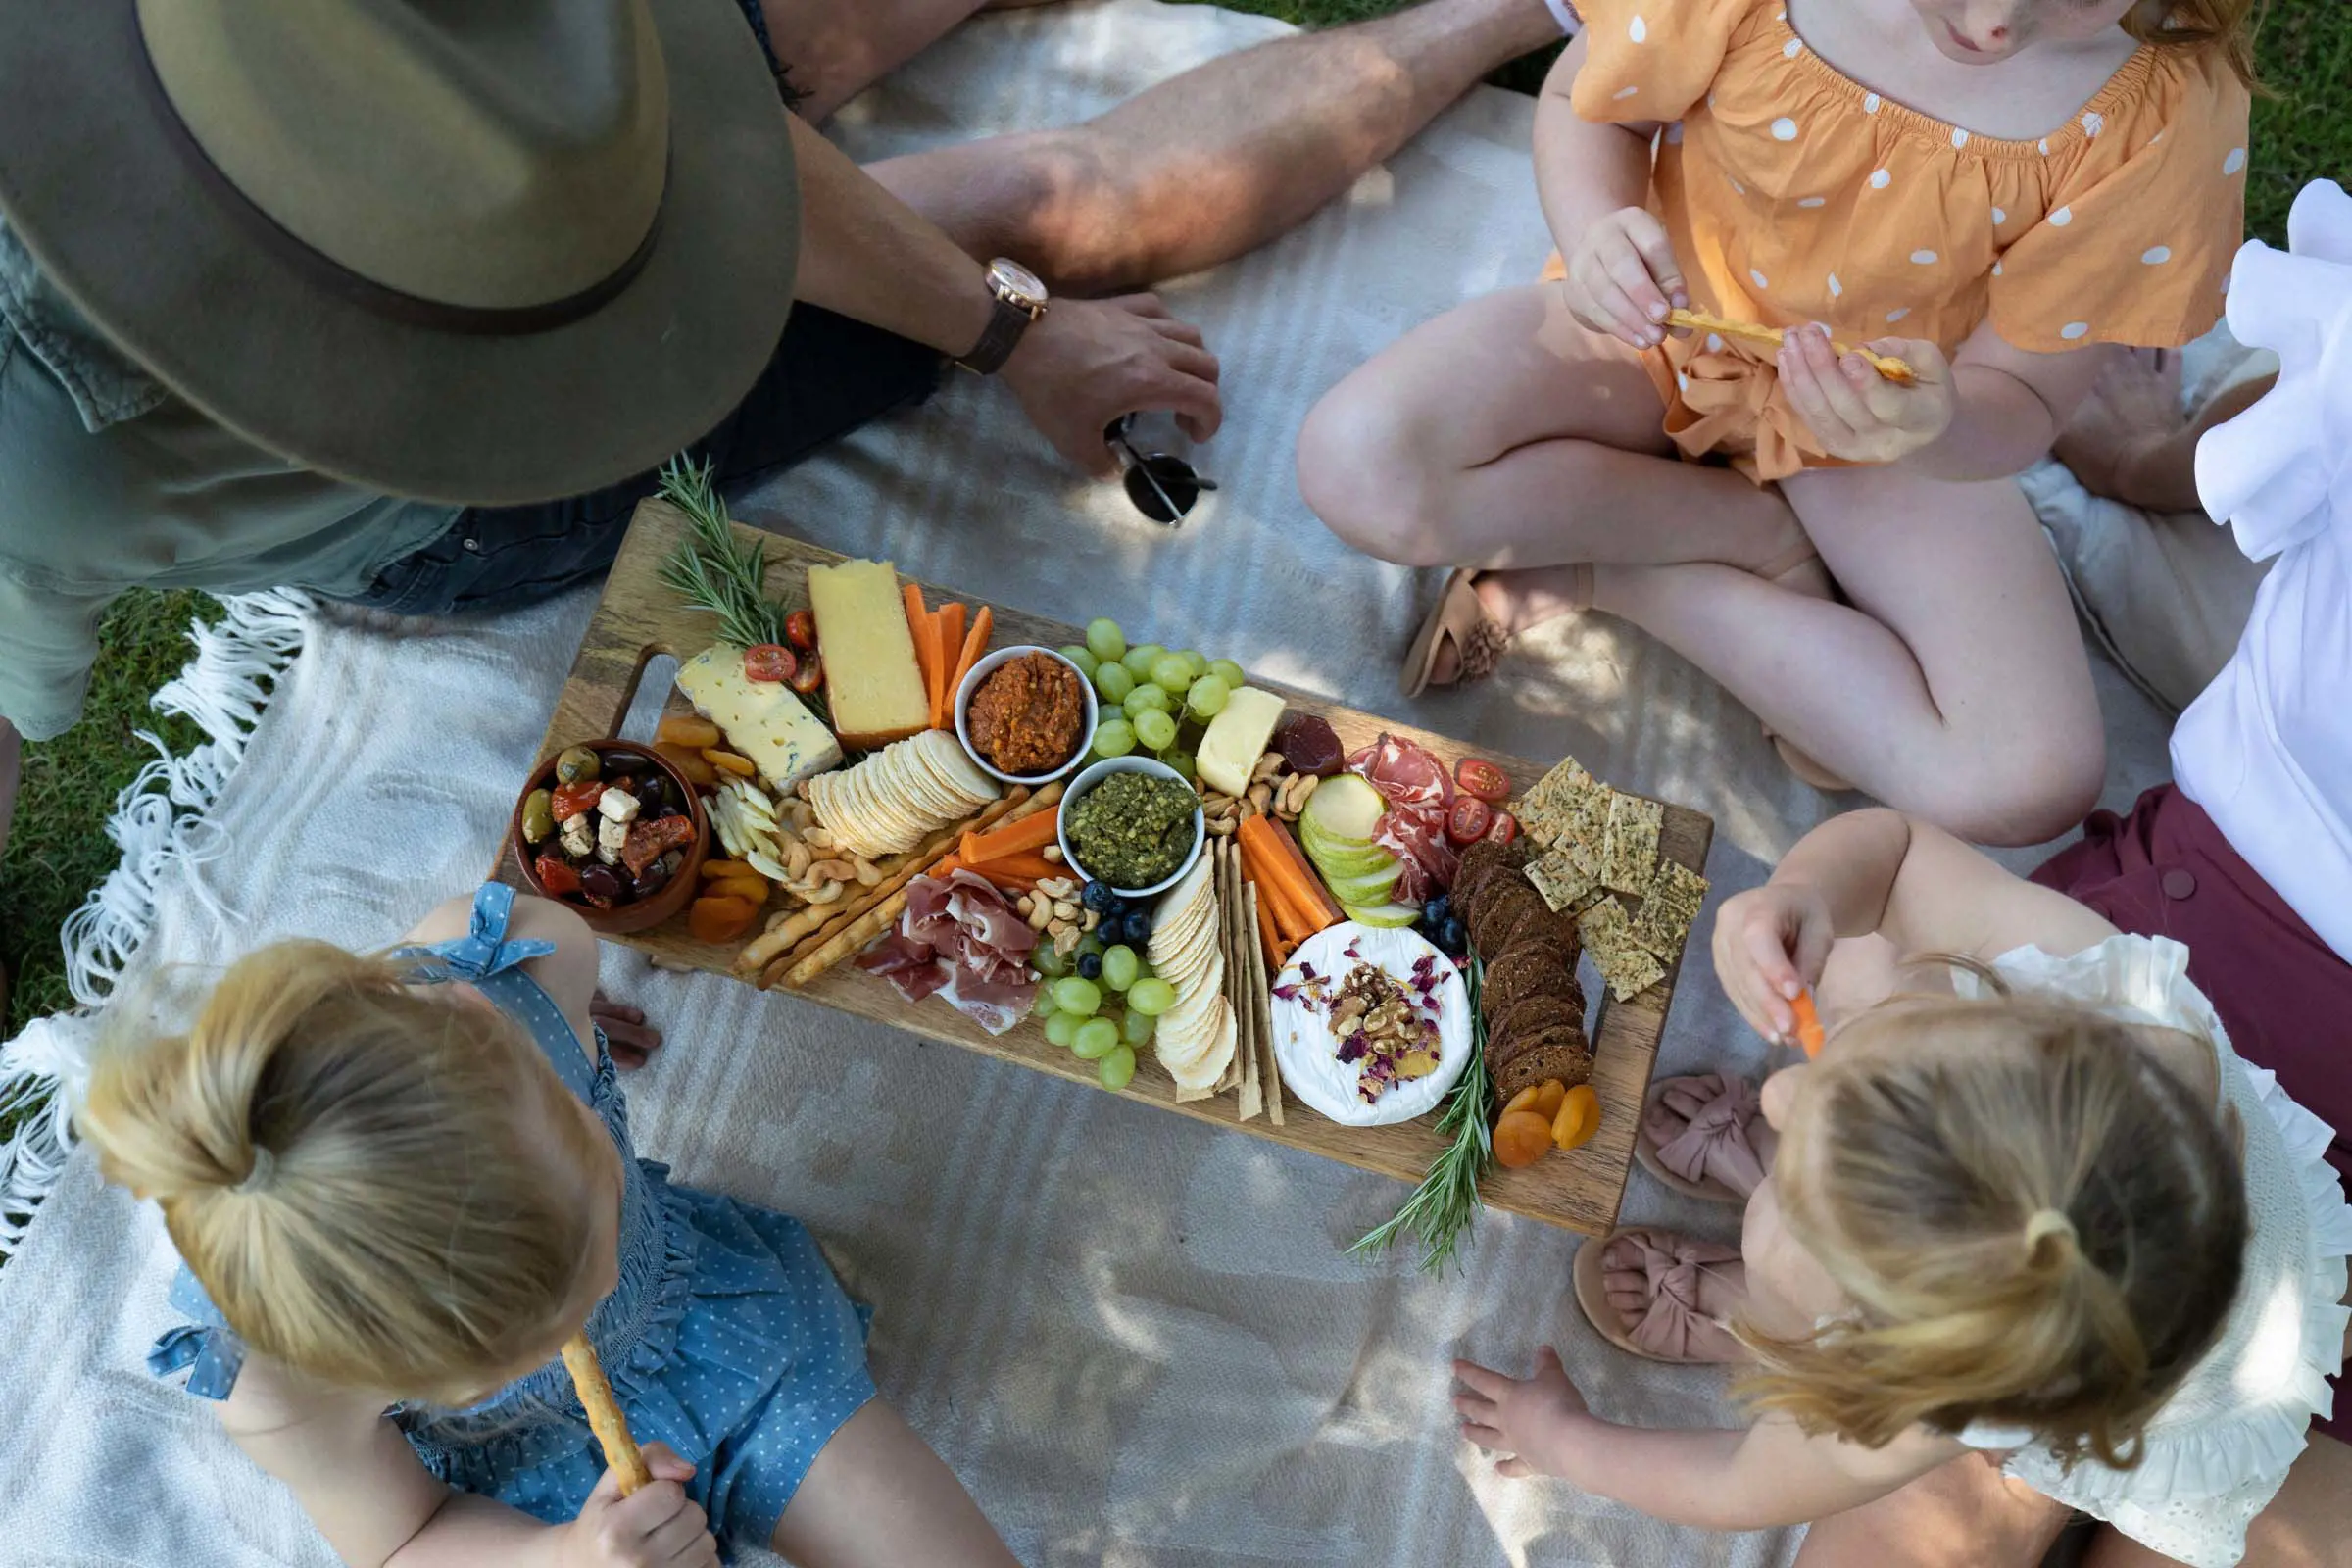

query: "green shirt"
left=0, top=220, right=458, bottom=741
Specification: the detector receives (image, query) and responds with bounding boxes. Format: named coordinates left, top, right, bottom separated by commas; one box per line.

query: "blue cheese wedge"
left=675, top=645, right=843, bottom=792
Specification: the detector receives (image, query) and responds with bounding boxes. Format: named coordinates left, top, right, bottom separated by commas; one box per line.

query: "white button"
left=1798, top=195, right=1827, bottom=208
left=2048, top=206, right=2073, bottom=226
left=2142, top=246, right=2172, bottom=265
left=2061, top=321, right=2090, bottom=340
left=2223, top=147, right=2247, bottom=175
left=1630, top=14, right=1647, bottom=41
left=1750, top=268, right=1770, bottom=288
left=1772, top=117, right=1798, bottom=141
left=1910, top=250, right=1938, bottom=265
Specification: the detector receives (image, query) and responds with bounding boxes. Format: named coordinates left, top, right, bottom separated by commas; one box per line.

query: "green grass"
left=3, top=2, right=2344, bottom=1048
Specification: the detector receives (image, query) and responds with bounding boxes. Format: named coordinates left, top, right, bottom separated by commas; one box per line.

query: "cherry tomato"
left=532, top=852, right=582, bottom=896
left=742, top=643, right=796, bottom=683
left=1446, top=795, right=1494, bottom=845
left=784, top=610, right=818, bottom=652
left=1483, top=809, right=1520, bottom=846
left=1454, top=757, right=1511, bottom=804
left=550, top=780, right=605, bottom=823
left=787, top=652, right=824, bottom=695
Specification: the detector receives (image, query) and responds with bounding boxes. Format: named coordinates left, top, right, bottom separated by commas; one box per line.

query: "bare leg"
left=1594, top=464, right=2105, bottom=845
left=1792, top=1453, right=2074, bottom=1568
left=869, top=0, right=1569, bottom=294
left=769, top=1399, right=1019, bottom=1568
left=2084, top=1432, right=2352, bottom=1568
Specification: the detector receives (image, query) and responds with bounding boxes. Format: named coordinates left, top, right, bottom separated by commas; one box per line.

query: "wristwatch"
left=955, top=258, right=1050, bottom=375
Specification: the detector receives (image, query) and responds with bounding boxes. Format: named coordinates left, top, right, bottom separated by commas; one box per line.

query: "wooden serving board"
left=502, top=500, right=1715, bottom=1238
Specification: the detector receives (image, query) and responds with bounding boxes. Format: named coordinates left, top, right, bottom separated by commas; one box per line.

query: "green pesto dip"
left=1067, top=772, right=1198, bottom=889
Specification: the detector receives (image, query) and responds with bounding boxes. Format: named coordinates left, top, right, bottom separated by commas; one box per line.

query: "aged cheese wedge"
left=676, top=645, right=843, bottom=793
left=1196, top=685, right=1286, bottom=798
left=806, top=560, right=930, bottom=749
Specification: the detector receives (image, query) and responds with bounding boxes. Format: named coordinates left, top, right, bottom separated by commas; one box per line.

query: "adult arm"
left=782, top=116, right=1220, bottom=475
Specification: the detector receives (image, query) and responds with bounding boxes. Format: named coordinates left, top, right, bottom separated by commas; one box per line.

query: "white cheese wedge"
left=1196, top=685, right=1287, bottom=797
left=675, top=645, right=843, bottom=793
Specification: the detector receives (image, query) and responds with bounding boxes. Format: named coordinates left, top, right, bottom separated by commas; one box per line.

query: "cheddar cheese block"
left=1196, top=685, right=1286, bottom=798
left=806, top=560, right=930, bottom=749
left=675, top=645, right=843, bottom=791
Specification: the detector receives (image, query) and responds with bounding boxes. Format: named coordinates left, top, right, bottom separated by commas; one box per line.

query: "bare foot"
left=1642, top=1073, right=1778, bottom=1198
left=1600, top=1232, right=1752, bottom=1363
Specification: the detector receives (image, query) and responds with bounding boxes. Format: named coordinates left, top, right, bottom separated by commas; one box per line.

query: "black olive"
left=578, top=864, right=625, bottom=907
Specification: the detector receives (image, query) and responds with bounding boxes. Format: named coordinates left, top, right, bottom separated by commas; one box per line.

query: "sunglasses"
left=1104, top=416, right=1218, bottom=525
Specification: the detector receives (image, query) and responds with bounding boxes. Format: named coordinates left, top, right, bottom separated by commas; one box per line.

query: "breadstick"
left=769, top=782, right=1065, bottom=989
left=1668, top=309, right=1918, bottom=385
left=562, top=1335, right=650, bottom=1495
left=739, top=784, right=1043, bottom=981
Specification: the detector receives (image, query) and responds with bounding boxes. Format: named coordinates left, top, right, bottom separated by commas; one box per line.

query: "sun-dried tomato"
left=533, top=853, right=583, bottom=896
left=623, top=813, right=697, bottom=877
left=551, top=780, right=605, bottom=823
left=742, top=643, right=797, bottom=683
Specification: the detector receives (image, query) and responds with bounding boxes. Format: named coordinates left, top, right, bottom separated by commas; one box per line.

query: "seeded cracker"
left=1599, top=791, right=1664, bottom=896
left=1523, top=847, right=1601, bottom=916
left=1517, top=756, right=1603, bottom=851
left=1631, top=859, right=1710, bottom=960
left=1579, top=899, right=1667, bottom=1002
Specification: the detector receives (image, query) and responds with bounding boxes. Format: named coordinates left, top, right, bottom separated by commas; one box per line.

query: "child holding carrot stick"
left=1304, top=0, right=2258, bottom=845
left=83, top=883, right=1018, bottom=1568
left=1455, top=808, right=2351, bottom=1566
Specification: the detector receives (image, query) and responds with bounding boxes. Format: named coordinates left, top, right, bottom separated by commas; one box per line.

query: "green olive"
left=521, top=789, right=557, bottom=844
left=555, top=746, right=602, bottom=785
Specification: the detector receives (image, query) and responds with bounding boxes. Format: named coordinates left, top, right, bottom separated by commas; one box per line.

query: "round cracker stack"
left=807, top=729, right=1000, bottom=859
left=1147, top=854, right=1234, bottom=1097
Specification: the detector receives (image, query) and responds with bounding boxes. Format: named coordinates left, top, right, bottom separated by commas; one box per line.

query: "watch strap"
left=956, top=293, right=1035, bottom=377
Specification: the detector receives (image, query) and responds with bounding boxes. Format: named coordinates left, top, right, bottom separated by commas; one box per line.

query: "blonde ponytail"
left=81, top=941, right=612, bottom=1403
left=1738, top=997, right=2245, bottom=1468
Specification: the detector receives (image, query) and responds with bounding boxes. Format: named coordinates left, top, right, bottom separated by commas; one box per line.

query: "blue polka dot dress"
left=148, top=883, right=876, bottom=1548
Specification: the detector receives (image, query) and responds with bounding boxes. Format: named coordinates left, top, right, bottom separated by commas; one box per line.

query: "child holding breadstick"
left=84, top=883, right=1019, bottom=1568
left=1455, top=808, right=2351, bottom=1567
left=1303, top=0, right=2255, bottom=846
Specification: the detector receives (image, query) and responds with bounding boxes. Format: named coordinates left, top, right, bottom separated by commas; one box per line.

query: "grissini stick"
left=1667, top=309, right=1919, bottom=385
left=563, top=1334, right=651, bottom=1495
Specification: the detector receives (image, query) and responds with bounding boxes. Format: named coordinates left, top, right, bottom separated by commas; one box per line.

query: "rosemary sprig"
left=1350, top=955, right=1494, bottom=1273
left=657, top=456, right=789, bottom=651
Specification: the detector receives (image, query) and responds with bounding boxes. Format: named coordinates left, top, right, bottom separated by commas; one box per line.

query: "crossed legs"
left=1300, top=284, right=2105, bottom=846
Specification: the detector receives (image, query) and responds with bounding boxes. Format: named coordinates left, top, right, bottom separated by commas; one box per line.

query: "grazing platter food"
left=500, top=469, right=1715, bottom=1247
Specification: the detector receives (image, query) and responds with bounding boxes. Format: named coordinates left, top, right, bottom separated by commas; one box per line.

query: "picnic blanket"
left=0, top=4, right=2178, bottom=1564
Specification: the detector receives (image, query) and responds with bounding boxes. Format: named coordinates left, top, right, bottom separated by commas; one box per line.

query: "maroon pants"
left=2034, top=784, right=2350, bottom=1443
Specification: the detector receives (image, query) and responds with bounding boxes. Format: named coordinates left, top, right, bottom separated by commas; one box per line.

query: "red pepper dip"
left=968, top=653, right=1085, bottom=775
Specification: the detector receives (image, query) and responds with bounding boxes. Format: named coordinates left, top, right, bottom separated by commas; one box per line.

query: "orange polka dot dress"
left=1567, top=0, right=2250, bottom=481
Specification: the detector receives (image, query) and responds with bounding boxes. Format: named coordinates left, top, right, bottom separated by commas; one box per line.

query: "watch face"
left=989, top=258, right=1049, bottom=310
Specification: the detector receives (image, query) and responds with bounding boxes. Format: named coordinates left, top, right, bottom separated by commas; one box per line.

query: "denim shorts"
left=346, top=305, right=942, bottom=616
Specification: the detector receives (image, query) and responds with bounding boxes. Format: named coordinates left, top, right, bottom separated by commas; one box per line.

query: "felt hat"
left=0, top=0, right=799, bottom=505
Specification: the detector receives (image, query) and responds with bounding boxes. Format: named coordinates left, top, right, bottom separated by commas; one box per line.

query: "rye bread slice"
left=1493, top=1036, right=1596, bottom=1106
left=1478, top=885, right=1552, bottom=957
left=1482, top=946, right=1583, bottom=1015
left=1484, top=996, right=1587, bottom=1073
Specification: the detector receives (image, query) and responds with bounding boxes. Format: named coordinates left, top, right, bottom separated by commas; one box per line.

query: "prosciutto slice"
left=856, top=869, right=1039, bottom=1034
left=1347, top=734, right=1459, bottom=903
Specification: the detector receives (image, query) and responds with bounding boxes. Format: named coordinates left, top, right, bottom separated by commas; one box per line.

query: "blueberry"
left=1440, top=916, right=1467, bottom=954
left=1121, top=911, right=1152, bottom=946
left=1423, top=897, right=1449, bottom=926
left=1077, top=952, right=1103, bottom=980
left=1082, top=880, right=1115, bottom=912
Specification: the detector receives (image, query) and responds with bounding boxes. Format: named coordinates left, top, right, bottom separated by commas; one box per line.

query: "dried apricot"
left=1551, top=1084, right=1600, bottom=1152
left=1530, top=1079, right=1567, bottom=1122
left=698, top=858, right=760, bottom=881
left=654, top=743, right=719, bottom=790
left=1501, top=1084, right=1544, bottom=1118
left=702, top=749, right=759, bottom=778
left=657, top=714, right=722, bottom=749
left=705, top=874, right=770, bottom=907
left=1493, top=1110, right=1554, bottom=1169
left=688, top=895, right=758, bottom=945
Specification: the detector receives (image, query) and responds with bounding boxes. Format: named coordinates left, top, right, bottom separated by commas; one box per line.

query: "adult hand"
left=1557, top=207, right=1689, bottom=349
left=563, top=1444, right=717, bottom=1568
left=1452, top=1348, right=1597, bottom=1480
left=1710, top=882, right=1835, bottom=1046
left=1001, top=294, right=1222, bottom=478
left=1777, top=325, right=1954, bottom=465
left=591, top=991, right=663, bottom=1070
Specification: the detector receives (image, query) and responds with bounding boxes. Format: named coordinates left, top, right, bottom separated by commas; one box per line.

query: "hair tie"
left=236, top=1145, right=277, bottom=1193
left=2022, top=1207, right=2076, bottom=1256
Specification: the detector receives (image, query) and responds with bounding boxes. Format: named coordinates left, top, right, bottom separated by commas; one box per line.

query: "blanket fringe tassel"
left=0, top=590, right=310, bottom=1256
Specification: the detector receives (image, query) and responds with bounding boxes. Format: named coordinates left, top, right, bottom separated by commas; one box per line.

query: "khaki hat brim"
left=0, top=0, right=799, bottom=507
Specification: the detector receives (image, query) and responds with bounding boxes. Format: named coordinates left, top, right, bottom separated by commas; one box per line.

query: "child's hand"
left=1712, top=882, right=1835, bottom=1046
left=564, top=1444, right=718, bottom=1568
left=1777, top=324, right=1954, bottom=464
left=1452, top=1348, right=1598, bottom=1479
left=1558, top=208, right=1690, bottom=349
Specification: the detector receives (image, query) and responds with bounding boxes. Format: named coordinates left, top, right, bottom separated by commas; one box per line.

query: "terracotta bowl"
left=511, top=741, right=710, bottom=936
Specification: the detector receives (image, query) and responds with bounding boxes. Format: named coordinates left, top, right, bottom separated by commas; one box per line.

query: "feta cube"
left=560, top=815, right=595, bottom=857
left=597, top=786, right=642, bottom=823
left=597, top=816, right=628, bottom=864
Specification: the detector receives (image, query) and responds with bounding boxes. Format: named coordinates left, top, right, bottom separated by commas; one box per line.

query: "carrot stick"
left=969, top=849, right=1060, bottom=884
left=1790, top=989, right=1827, bottom=1057
left=1238, top=816, right=1328, bottom=943
left=562, top=1336, right=650, bottom=1495
left=1259, top=815, right=1342, bottom=926
left=962, top=808, right=1060, bottom=864
left=949, top=605, right=994, bottom=701
left=903, top=583, right=934, bottom=704
left=935, top=603, right=966, bottom=728
left=1254, top=887, right=1283, bottom=969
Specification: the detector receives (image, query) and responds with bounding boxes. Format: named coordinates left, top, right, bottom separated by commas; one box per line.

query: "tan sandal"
left=1572, top=1227, right=1748, bottom=1364
left=1400, top=568, right=1507, bottom=698
left=1635, top=1072, right=1767, bottom=1206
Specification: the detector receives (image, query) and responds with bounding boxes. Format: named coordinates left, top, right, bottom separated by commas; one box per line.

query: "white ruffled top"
left=1952, top=935, right=2352, bottom=1568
